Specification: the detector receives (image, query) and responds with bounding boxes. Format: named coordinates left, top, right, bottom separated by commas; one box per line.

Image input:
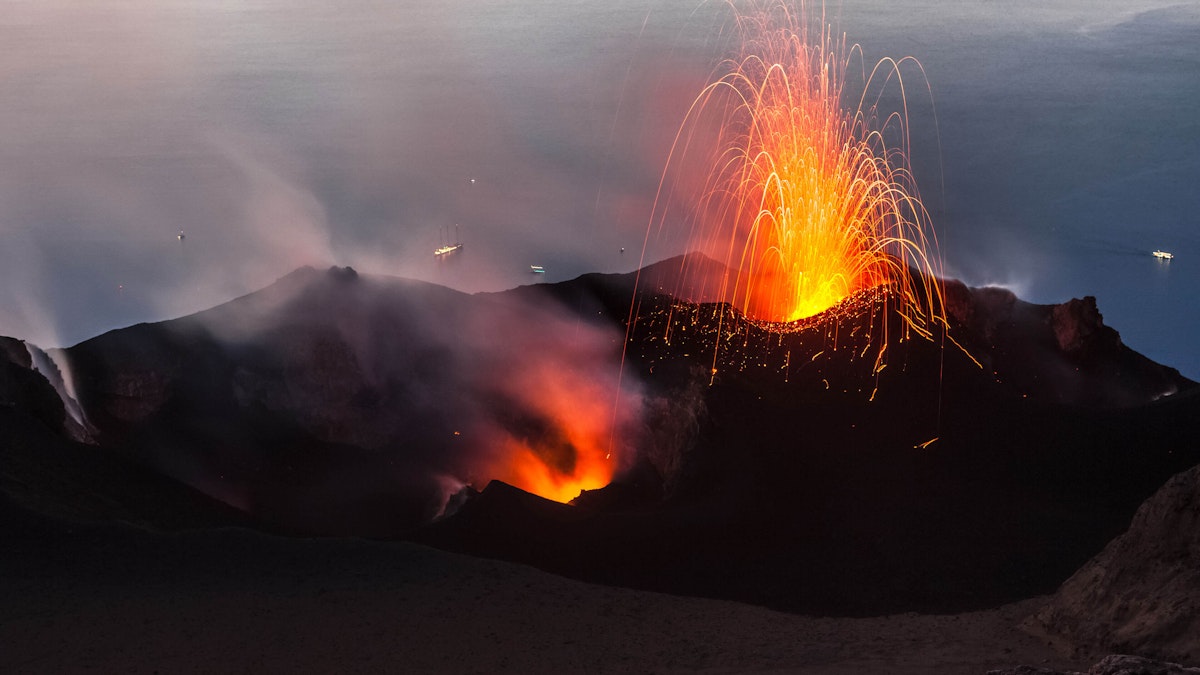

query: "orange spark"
left=644, top=0, right=945, bottom=348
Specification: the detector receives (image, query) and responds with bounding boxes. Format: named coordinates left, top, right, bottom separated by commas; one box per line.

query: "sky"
left=1, top=0, right=1197, bottom=377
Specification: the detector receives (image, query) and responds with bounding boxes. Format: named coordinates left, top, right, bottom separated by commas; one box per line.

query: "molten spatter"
left=645, top=0, right=944, bottom=334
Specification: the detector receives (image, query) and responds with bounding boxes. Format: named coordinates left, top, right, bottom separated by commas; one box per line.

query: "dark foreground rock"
left=1031, top=465, right=1200, bottom=663
left=988, top=654, right=1200, bottom=675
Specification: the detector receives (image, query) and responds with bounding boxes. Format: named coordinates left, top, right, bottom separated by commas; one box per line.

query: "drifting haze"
left=1, top=0, right=1197, bottom=376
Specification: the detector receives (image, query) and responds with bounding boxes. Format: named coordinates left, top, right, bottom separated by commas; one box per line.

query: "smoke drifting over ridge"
left=63, top=265, right=653, bottom=529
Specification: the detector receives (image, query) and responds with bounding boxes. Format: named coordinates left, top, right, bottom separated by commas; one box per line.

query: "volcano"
left=2, top=257, right=1197, bottom=623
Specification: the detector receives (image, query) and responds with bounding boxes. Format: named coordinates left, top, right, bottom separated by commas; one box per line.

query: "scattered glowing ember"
left=640, top=0, right=946, bottom=360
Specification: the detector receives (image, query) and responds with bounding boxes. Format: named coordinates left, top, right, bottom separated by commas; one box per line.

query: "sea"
left=1, top=0, right=1197, bottom=377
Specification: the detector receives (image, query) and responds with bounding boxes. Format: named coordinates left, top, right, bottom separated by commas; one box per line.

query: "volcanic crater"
left=3, top=258, right=1198, bottom=671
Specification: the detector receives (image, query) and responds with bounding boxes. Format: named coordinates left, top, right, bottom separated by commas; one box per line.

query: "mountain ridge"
left=2, top=257, right=1197, bottom=615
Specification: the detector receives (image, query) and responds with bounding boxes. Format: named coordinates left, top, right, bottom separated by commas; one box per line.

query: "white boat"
left=530, top=265, right=545, bottom=274
left=1152, top=250, right=1174, bottom=260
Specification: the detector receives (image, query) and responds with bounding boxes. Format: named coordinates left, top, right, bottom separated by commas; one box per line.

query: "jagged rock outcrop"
left=941, top=280, right=1189, bottom=407
left=0, top=337, right=94, bottom=443
left=1032, top=465, right=1200, bottom=663
left=1051, top=296, right=1112, bottom=356
left=0, top=337, right=65, bottom=434
left=944, top=279, right=1017, bottom=342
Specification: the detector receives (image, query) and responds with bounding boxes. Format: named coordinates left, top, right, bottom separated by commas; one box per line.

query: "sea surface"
left=1, top=0, right=1197, bottom=377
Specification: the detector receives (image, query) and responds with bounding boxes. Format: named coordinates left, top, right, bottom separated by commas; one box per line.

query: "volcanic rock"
left=988, top=654, right=1200, bottom=675
left=418, top=261, right=1200, bottom=614
left=1052, top=296, right=1108, bottom=355
left=987, top=666, right=1083, bottom=675
left=1031, top=464, right=1200, bottom=663
left=64, top=266, right=487, bottom=535
left=13, top=256, right=1199, bottom=614
left=1084, top=655, right=1200, bottom=675
left=0, top=338, right=250, bottom=529
left=943, top=281, right=1187, bottom=407
left=571, top=456, right=664, bottom=511
left=0, top=336, right=67, bottom=435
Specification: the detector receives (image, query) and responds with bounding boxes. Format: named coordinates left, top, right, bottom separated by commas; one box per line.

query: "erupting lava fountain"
left=640, top=0, right=947, bottom=350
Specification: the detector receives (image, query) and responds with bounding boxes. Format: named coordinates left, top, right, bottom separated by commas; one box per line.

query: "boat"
left=1152, top=250, right=1174, bottom=260
left=434, top=242, right=463, bottom=257
left=434, top=224, right=463, bottom=258
left=530, top=265, right=545, bottom=274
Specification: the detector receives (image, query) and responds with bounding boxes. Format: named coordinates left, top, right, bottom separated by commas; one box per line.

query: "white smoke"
left=23, top=341, right=92, bottom=443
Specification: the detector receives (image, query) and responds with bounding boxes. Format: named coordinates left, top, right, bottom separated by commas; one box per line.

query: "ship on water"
left=434, top=224, right=463, bottom=257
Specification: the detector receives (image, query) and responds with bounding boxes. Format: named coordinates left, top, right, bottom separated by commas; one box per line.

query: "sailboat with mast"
left=434, top=224, right=464, bottom=257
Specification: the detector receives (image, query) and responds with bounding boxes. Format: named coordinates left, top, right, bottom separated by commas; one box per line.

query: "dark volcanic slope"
left=1033, top=463, right=1200, bottom=663
left=420, top=261, right=1200, bottom=614
left=1, top=337, right=250, bottom=530
left=66, top=267, right=483, bottom=536
left=21, top=258, right=1200, bottom=615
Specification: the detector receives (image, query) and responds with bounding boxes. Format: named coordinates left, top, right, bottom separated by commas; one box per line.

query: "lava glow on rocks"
left=644, top=0, right=945, bottom=340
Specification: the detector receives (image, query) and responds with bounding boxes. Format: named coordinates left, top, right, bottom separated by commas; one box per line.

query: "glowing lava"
left=478, top=337, right=631, bottom=504
left=503, top=437, right=613, bottom=504
left=496, top=402, right=615, bottom=504
left=646, top=0, right=944, bottom=334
